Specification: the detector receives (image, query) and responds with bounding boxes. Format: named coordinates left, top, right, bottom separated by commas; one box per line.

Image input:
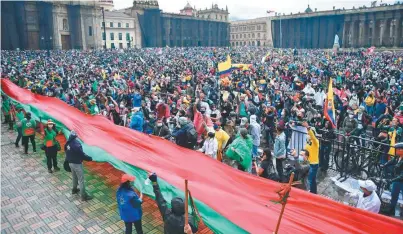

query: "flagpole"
left=274, top=172, right=294, bottom=234
left=185, top=179, right=189, bottom=226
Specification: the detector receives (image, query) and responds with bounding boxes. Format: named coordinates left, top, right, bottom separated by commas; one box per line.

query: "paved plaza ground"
left=0, top=124, right=211, bottom=234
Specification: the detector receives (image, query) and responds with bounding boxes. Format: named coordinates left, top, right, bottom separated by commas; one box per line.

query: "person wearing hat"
left=43, top=119, right=61, bottom=173
left=347, top=180, right=381, bottom=213
left=382, top=142, right=403, bottom=216
left=116, top=174, right=143, bottom=234
left=14, top=104, right=25, bottom=147
left=21, top=112, right=37, bottom=154
left=148, top=173, right=198, bottom=234
left=152, top=118, right=171, bottom=140
left=214, top=124, right=230, bottom=162
left=64, top=130, right=93, bottom=201
left=129, top=107, right=144, bottom=132
left=172, top=117, right=197, bottom=149
left=87, top=98, right=99, bottom=115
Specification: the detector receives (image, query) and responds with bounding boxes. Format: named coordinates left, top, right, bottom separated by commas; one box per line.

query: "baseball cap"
left=121, top=174, right=135, bottom=184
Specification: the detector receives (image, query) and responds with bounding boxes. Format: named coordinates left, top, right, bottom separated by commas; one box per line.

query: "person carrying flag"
left=148, top=173, right=198, bottom=234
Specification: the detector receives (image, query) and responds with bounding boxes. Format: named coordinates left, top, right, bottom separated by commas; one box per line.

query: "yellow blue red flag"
left=324, top=78, right=337, bottom=128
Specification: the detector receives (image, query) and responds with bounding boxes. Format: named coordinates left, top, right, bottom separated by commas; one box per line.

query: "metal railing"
left=281, top=127, right=397, bottom=181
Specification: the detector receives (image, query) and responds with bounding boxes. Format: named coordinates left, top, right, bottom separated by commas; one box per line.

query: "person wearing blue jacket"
left=64, top=130, right=93, bottom=201
left=130, top=107, right=144, bottom=132
left=117, top=174, right=143, bottom=234
left=132, top=91, right=142, bottom=108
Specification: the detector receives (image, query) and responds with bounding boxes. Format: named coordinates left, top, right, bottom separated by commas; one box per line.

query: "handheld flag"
left=324, top=78, right=337, bottom=128
left=217, top=55, right=232, bottom=78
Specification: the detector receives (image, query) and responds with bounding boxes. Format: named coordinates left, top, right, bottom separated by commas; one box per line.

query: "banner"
left=1, top=79, right=402, bottom=234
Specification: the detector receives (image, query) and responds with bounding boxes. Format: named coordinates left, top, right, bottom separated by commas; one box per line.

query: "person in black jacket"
left=153, top=119, right=171, bottom=139
left=64, top=130, right=93, bottom=201
left=382, top=142, right=403, bottom=216
left=148, top=173, right=198, bottom=234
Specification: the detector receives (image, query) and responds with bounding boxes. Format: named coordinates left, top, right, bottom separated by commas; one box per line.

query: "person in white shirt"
left=198, top=131, right=218, bottom=159
left=352, top=180, right=381, bottom=213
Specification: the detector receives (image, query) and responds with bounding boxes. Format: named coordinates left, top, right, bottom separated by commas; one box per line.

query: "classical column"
left=349, top=20, right=355, bottom=47
left=359, top=20, right=366, bottom=47
left=394, top=18, right=401, bottom=47
left=379, top=19, right=385, bottom=47
left=52, top=4, right=62, bottom=50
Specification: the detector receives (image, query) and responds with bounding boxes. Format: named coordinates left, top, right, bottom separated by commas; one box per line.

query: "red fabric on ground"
left=2, top=79, right=403, bottom=233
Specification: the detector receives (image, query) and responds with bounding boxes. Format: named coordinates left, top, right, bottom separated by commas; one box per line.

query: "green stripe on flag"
left=3, top=93, right=247, bottom=234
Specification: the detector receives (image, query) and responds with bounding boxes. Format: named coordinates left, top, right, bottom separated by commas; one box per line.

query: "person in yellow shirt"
left=364, top=91, right=375, bottom=116
left=214, top=124, right=230, bottom=162
left=302, top=122, right=319, bottom=194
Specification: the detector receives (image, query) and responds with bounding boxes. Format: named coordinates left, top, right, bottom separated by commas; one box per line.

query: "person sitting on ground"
left=148, top=173, right=198, bottom=234
left=347, top=179, right=381, bottom=214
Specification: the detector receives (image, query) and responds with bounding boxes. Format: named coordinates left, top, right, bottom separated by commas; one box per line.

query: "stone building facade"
left=102, top=11, right=138, bottom=49
left=1, top=0, right=104, bottom=50
left=1, top=0, right=229, bottom=50
left=122, top=1, right=229, bottom=48
left=230, top=17, right=273, bottom=47
left=196, top=4, right=229, bottom=22
left=271, top=4, right=403, bottom=48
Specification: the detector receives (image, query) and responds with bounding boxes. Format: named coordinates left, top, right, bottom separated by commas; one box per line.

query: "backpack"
left=186, top=127, right=198, bottom=147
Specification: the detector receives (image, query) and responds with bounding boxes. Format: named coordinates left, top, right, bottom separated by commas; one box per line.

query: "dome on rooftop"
left=184, top=2, right=193, bottom=9
left=305, top=5, right=313, bottom=13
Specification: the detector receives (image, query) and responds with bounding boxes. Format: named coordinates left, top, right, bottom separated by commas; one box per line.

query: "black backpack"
left=186, top=127, right=198, bottom=148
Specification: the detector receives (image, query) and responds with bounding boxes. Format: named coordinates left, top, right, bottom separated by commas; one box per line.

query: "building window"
left=126, top=23, right=129, bottom=28
left=111, top=43, right=115, bottom=48
left=118, top=22, right=121, bottom=28
left=248, top=34, right=250, bottom=38
left=252, top=33, right=255, bottom=38
left=236, top=42, right=238, bottom=46
left=88, top=26, right=93, bottom=36
left=126, top=33, right=130, bottom=41
left=110, top=32, right=114, bottom=40
left=258, top=25, right=261, bottom=30
left=63, top=19, right=68, bottom=30
left=236, top=34, right=238, bottom=39
left=102, top=32, right=106, bottom=40
left=127, top=43, right=130, bottom=48
left=258, top=33, right=260, bottom=38
left=110, top=22, right=113, bottom=27
left=244, top=34, right=246, bottom=38
left=119, top=43, right=123, bottom=48
left=221, top=15, right=222, bottom=20
left=118, top=33, right=122, bottom=40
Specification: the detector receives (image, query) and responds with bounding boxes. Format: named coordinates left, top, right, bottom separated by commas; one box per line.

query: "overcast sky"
left=113, top=0, right=397, bottom=20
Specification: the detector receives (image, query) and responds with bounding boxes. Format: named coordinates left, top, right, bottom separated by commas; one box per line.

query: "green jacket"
left=14, top=111, right=25, bottom=130
left=2, top=98, right=10, bottom=115
left=43, top=128, right=57, bottom=147
left=21, top=118, right=36, bottom=136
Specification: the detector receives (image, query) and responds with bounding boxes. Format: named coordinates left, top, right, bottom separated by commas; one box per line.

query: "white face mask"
left=298, top=156, right=304, bottom=162
left=349, top=114, right=354, bottom=118
left=157, top=123, right=163, bottom=127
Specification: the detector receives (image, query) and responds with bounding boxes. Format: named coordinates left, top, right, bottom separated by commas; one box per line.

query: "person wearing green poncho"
left=1, top=95, right=13, bottom=130
left=14, top=105, right=25, bottom=147
left=43, top=119, right=61, bottom=173
left=225, top=128, right=253, bottom=172
left=21, top=112, right=37, bottom=154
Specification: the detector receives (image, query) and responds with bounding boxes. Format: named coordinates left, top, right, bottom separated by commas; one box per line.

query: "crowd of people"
left=1, top=47, right=403, bottom=226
